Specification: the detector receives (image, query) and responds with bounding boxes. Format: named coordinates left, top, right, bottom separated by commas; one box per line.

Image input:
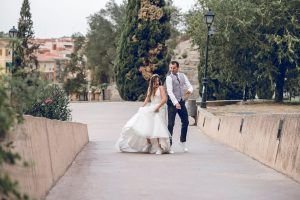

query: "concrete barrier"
left=197, top=106, right=300, bottom=182
left=3, top=115, right=89, bottom=199
left=275, top=117, right=300, bottom=181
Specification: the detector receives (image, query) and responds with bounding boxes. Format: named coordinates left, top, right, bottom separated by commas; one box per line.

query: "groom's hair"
left=171, top=60, right=179, bottom=68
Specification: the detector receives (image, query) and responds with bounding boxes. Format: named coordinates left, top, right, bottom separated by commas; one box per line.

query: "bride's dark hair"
left=147, top=74, right=161, bottom=101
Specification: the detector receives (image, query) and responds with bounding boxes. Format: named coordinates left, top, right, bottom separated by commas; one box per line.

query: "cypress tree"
left=115, top=0, right=171, bottom=101
left=14, top=0, right=39, bottom=73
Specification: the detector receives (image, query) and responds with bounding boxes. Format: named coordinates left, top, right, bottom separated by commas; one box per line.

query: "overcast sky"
left=0, top=0, right=196, bottom=38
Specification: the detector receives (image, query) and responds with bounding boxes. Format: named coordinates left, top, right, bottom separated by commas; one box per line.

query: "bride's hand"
left=154, top=107, right=160, bottom=112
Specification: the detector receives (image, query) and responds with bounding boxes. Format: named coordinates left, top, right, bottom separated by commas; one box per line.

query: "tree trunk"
left=243, top=83, right=248, bottom=101
left=274, top=65, right=287, bottom=103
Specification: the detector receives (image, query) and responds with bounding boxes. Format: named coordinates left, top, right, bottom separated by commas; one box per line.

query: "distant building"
left=37, top=52, right=69, bottom=83
left=34, top=37, right=74, bottom=83
left=0, top=38, right=12, bottom=74
left=0, top=37, right=74, bottom=79
left=35, top=37, right=74, bottom=58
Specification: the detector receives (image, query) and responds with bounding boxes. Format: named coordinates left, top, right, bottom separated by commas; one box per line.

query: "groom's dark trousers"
left=167, top=98, right=189, bottom=145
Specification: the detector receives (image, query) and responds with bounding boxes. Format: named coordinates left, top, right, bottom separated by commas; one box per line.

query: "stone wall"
left=106, top=82, right=123, bottom=101
left=3, top=116, right=89, bottom=199
left=197, top=107, right=300, bottom=182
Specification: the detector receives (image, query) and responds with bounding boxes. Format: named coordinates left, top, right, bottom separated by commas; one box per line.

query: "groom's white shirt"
left=166, top=73, right=193, bottom=106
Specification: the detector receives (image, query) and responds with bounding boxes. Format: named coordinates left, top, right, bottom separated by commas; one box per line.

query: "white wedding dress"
left=116, top=88, right=171, bottom=153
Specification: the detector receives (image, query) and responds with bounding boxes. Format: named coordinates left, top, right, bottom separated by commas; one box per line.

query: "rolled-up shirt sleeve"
left=166, top=76, right=178, bottom=106
left=183, top=74, right=193, bottom=93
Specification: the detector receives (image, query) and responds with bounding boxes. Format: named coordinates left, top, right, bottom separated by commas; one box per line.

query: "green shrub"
left=0, top=77, right=29, bottom=200
left=10, top=71, right=47, bottom=120
left=0, top=84, right=15, bottom=139
left=25, top=84, right=71, bottom=121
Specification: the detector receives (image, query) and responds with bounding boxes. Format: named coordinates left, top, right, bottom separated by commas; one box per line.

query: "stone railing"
left=3, top=115, right=89, bottom=199
left=197, top=107, right=300, bottom=183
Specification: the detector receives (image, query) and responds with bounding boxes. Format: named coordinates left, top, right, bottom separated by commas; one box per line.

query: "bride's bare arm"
left=142, top=87, right=150, bottom=107
left=154, top=86, right=167, bottom=112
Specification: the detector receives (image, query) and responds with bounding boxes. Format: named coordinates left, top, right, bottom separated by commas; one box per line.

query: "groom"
left=166, top=61, right=193, bottom=153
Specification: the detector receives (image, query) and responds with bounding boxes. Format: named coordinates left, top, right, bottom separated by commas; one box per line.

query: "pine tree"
left=14, top=0, right=39, bottom=73
left=115, top=0, right=171, bottom=101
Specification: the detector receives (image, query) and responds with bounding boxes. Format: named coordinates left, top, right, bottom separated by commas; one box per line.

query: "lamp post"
left=9, top=26, right=18, bottom=73
left=8, top=26, right=18, bottom=103
left=200, top=9, right=215, bottom=108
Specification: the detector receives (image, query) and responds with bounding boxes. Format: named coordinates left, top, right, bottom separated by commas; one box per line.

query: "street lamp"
left=200, top=9, right=215, bottom=108
left=9, top=26, right=18, bottom=38
left=9, top=26, right=18, bottom=73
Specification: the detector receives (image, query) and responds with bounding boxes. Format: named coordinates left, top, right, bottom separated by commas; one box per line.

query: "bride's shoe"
left=155, top=149, right=162, bottom=155
left=168, top=148, right=174, bottom=154
left=142, top=144, right=152, bottom=153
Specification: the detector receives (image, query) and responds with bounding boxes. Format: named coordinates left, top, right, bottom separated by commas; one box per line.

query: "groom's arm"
left=183, top=73, right=193, bottom=93
left=166, top=76, right=178, bottom=106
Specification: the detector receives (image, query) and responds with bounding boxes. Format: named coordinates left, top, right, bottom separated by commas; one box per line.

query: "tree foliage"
left=63, top=33, right=88, bottom=98
left=10, top=0, right=42, bottom=112
left=14, top=0, right=39, bottom=73
left=186, top=0, right=300, bottom=102
left=0, top=77, right=30, bottom=200
left=115, top=0, right=171, bottom=100
left=165, top=0, right=183, bottom=55
left=85, top=0, right=127, bottom=85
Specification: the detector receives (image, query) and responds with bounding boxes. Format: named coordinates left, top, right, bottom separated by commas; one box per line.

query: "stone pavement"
left=46, top=102, right=300, bottom=200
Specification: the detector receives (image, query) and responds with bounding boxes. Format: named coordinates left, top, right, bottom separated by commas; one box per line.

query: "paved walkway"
left=46, top=102, right=300, bottom=200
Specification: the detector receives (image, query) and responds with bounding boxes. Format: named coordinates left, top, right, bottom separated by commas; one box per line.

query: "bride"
left=116, top=74, right=171, bottom=154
